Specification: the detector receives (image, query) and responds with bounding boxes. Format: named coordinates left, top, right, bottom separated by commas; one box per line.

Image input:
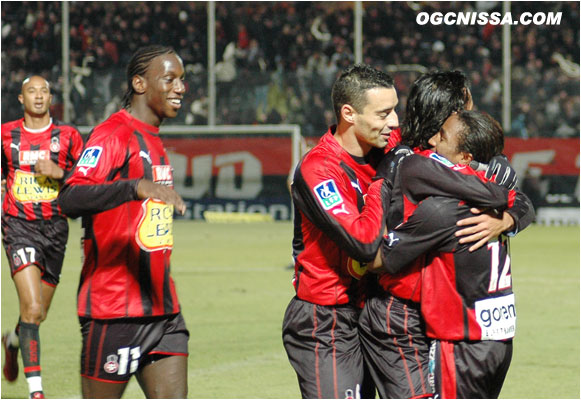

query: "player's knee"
left=20, top=301, right=44, bottom=324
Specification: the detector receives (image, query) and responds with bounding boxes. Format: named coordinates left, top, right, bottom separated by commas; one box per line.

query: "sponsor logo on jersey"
left=50, top=137, right=60, bottom=153
left=152, top=165, right=173, bottom=186
left=19, top=150, right=50, bottom=166
left=346, top=257, right=367, bottom=280
left=77, top=146, right=103, bottom=168
left=386, top=231, right=400, bottom=247
left=428, top=152, right=455, bottom=168
left=103, top=355, right=119, bottom=374
left=12, top=170, right=59, bottom=203
left=314, top=179, right=343, bottom=210
left=136, top=199, right=174, bottom=252
left=475, top=293, right=516, bottom=340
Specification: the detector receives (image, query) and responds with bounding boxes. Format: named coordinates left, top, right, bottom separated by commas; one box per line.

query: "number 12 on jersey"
left=487, top=240, right=511, bottom=293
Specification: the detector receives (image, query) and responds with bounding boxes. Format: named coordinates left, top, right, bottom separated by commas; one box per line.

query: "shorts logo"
left=314, top=179, right=343, bottom=210
left=77, top=147, right=103, bottom=168
left=50, top=137, right=60, bottom=153
left=12, top=253, right=22, bottom=267
left=103, top=354, right=119, bottom=374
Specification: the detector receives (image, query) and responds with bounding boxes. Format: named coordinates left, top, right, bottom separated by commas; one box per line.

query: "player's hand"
left=1, top=179, right=6, bottom=198
left=35, top=159, right=65, bottom=179
left=374, top=145, right=413, bottom=188
left=456, top=208, right=515, bottom=252
left=485, top=155, right=517, bottom=190
left=137, top=179, right=186, bottom=215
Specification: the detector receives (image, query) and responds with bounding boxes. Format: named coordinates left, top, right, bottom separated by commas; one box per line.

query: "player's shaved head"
left=21, top=75, right=50, bottom=92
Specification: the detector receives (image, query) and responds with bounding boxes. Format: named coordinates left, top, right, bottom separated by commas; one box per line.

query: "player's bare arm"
left=35, top=159, right=64, bottom=180
left=137, top=178, right=186, bottom=215
left=456, top=210, right=515, bottom=252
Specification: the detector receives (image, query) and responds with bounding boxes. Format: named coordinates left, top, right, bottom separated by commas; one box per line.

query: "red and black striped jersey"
left=58, top=109, right=181, bottom=319
left=381, top=196, right=517, bottom=342
left=378, top=150, right=534, bottom=302
left=1, top=118, right=83, bottom=221
left=291, top=127, right=389, bottom=306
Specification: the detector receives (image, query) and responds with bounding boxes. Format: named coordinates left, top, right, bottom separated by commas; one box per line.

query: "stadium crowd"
left=1, top=1, right=579, bottom=137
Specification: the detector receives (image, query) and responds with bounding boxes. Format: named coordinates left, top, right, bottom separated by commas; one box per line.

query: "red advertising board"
left=504, top=138, right=579, bottom=176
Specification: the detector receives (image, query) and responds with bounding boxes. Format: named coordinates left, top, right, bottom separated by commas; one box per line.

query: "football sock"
left=19, top=322, right=43, bottom=396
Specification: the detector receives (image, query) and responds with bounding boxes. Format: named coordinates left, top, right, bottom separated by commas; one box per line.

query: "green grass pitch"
left=2, top=220, right=579, bottom=398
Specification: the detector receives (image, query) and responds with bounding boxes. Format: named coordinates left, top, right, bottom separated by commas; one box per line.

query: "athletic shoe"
left=30, top=391, right=45, bottom=399
left=2, top=332, right=18, bottom=382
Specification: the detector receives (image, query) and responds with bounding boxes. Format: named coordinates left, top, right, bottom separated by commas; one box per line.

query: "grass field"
left=1, top=220, right=579, bottom=399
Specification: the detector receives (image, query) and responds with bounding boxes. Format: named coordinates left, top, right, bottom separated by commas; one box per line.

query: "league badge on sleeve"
left=314, top=179, right=343, bottom=210
left=77, top=146, right=103, bottom=174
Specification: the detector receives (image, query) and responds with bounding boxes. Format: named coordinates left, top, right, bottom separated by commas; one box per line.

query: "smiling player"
left=58, top=45, right=189, bottom=399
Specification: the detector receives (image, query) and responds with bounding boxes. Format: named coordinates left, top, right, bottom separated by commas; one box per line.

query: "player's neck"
left=22, top=113, right=51, bottom=131
left=127, top=103, right=163, bottom=128
left=334, top=125, right=371, bottom=157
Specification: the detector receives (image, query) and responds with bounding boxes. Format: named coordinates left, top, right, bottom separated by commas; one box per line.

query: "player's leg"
left=81, top=377, right=129, bottom=399
left=359, top=294, right=432, bottom=399
left=135, top=355, right=188, bottom=398
left=453, top=340, right=513, bottom=399
left=13, top=265, right=46, bottom=398
left=283, top=297, right=367, bottom=399
left=135, top=313, right=189, bottom=398
left=79, top=318, right=131, bottom=399
left=40, top=281, right=57, bottom=319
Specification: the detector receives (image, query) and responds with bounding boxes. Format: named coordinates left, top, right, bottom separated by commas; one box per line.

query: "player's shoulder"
left=1, top=119, right=23, bottom=135
left=299, top=142, right=340, bottom=177
left=89, top=110, right=133, bottom=143
left=52, top=119, right=82, bottom=135
left=417, top=196, right=461, bottom=220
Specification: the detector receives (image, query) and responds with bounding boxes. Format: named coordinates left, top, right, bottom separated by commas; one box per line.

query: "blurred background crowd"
left=1, top=1, right=579, bottom=138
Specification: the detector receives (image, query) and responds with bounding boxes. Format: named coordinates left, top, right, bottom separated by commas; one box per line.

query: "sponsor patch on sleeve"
left=314, top=179, right=343, bottom=210
left=77, top=146, right=103, bottom=168
left=428, top=152, right=454, bottom=168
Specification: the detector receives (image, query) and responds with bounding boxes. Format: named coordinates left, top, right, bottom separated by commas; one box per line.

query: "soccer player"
left=377, top=110, right=525, bottom=398
left=359, top=70, right=534, bottom=398
left=282, top=64, right=398, bottom=399
left=1, top=75, right=84, bottom=399
left=58, top=45, right=188, bottom=399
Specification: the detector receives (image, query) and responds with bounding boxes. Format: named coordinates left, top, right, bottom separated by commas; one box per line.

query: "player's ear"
left=341, top=104, right=356, bottom=124
left=17, top=94, right=24, bottom=105
left=132, top=75, right=147, bottom=95
left=460, top=151, right=474, bottom=165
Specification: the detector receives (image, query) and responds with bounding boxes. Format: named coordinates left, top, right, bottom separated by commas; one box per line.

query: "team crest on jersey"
left=77, top=146, right=103, bottom=168
left=428, top=152, right=454, bottom=168
left=103, top=354, right=119, bottom=374
left=314, top=179, right=343, bottom=210
left=50, top=137, right=60, bottom=152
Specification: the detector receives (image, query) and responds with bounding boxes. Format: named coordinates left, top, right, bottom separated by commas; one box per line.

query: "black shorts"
left=359, top=294, right=433, bottom=399
left=2, top=215, right=68, bottom=286
left=282, top=296, right=375, bottom=399
left=80, top=313, right=189, bottom=383
left=429, top=339, right=513, bottom=399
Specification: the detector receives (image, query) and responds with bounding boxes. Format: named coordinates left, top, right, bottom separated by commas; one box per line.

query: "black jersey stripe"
left=138, top=250, right=153, bottom=316
left=163, top=256, right=174, bottom=314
